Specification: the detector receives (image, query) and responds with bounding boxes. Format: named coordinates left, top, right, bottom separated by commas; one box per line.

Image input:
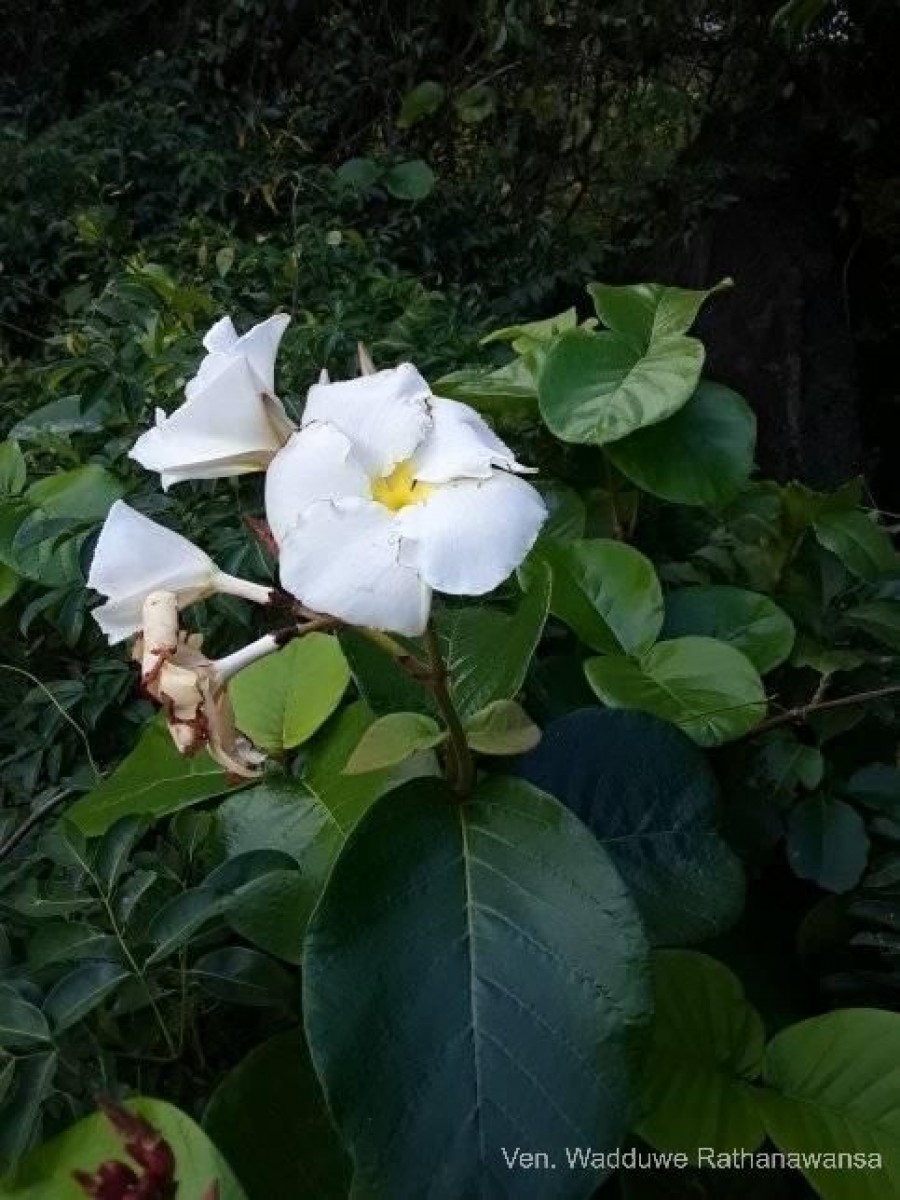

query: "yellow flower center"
left=371, top=461, right=434, bottom=512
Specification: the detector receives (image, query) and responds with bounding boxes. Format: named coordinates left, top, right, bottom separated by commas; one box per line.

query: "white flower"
left=130, top=314, right=294, bottom=488
left=136, top=590, right=269, bottom=777
left=88, top=501, right=272, bottom=643
left=264, top=364, right=547, bottom=635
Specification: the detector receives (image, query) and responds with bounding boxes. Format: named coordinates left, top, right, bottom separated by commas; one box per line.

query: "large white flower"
left=88, top=501, right=272, bottom=643
left=130, top=314, right=294, bottom=488
left=264, top=364, right=547, bottom=635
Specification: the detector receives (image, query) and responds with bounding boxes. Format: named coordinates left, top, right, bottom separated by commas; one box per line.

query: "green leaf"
left=636, top=950, right=766, bottom=1154
left=4, top=1098, right=247, bottom=1199
left=43, top=961, right=131, bottom=1032
left=225, top=871, right=310, bottom=964
left=754, top=731, right=824, bottom=798
left=334, top=157, right=380, bottom=191
left=518, top=709, right=745, bottom=944
left=383, top=159, right=436, bottom=201
left=145, top=888, right=224, bottom=964
left=214, top=704, right=411, bottom=946
left=0, top=442, right=26, bottom=497
left=786, top=796, right=869, bottom=893
left=439, top=561, right=551, bottom=717
left=0, top=987, right=52, bottom=1050
left=8, top=397, right=105, bottom=441
left=464, top=699, right=541, bottom=756
left=93, top=815, right=146, bottom=892
left=760, top=1009, right=900, bottom=1198
left=482, top=308, right=579, bottom=356
left=662, top=585, right=795, bottom=674
left=845, top=764, right=900, bottom=812
left=588, top=279, right=732, bottom=348
left=229, top=633, right=349, bottom=753
left=204, top=1030, right=351, bottom=1200
left=26, top=464, right=122, bottom=521
left=0, top=562, right=20, bottom=607
left=27, top=925, right=119, bottom=972
left=68, top=719, right=244, bottom=836
left=453, top=84, right=496, bottom=124
left=813, top=509, right=896, bottom=581
left=606, top=381, right=756, bottom=507
left=584, top=637, right=766, bottom=747
left=338, top=628, right=437, bottom=717
left=192, top=946, right=296, bottom=1009
left=845, top=600, right=900, bottom=651
left=344, top=711, right=445, bottom=774
left=534, top=481, right=586, bottom=540
left=397, top=81, right=446, bottom=128
left=522, top=536, right=663, bottom=656
left=433, top=359, right=538, bottom=422
left=538, top=327, right=704, bottom=446
left=304, top=774, right=650, bottom=1198
left=0, top=1052, right=57, bottom=1171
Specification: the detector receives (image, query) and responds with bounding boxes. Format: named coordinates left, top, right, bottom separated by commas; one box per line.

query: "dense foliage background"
left=3, top=2, right=900, bottom=1197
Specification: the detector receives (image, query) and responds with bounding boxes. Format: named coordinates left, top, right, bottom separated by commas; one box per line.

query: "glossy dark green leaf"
left=304, top=774, right=650, bottom=1198
left=338, top=628, right=437, bottom=717
left=517, top=709, right=744, bottom=944
left=606, top=382, right=755, bottom=507
left=0, top=1052, right=57, bottom=1170
left=146, top=888, right=224, bottom=964
left=662, top=585, right=795, bottom=673
left=27, top=925, right=120, bottom=972
left=204, top=1030, right=350, bottom=1200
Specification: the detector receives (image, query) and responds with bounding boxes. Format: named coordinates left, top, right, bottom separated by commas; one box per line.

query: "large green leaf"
left=68, top=719, right=243, bottom=836
left=204, top=1030, right=350, bottom=1200
left=338, top=628, right=437, bottom=718
left=522, top=536, right=663, bottom=655
left=606, top=382, right=755, bottom=507
left=662, top=585, right=795, bottom=674
left=397, top=80, right=446, bottom=128
left=0, top=987, right=51, bottom=1050
left=4, top=1098, right=247, bottom=1199
left=304, top=774, right=650, bottom=1199
left=584, top=637, right=766, bottom=747
left=761, top=1009, right=900, bottom=1199
left=587, top=279, right=732, bottom=348
left=537, top=328, right=703, bottom=446
left=636, top=951, right=766, bottom=1154
left=0, top=1053, right=57, bottom=1170
left=517, top=709, right=744, bottom=944
left=0, top=442, right=26, bottom=496
left=438, top=562, right=551, bottom=717
left=229, top=633, right=350, bottom=753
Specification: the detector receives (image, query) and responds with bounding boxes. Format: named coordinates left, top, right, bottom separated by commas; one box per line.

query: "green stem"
left=424, top=622, right=475, bottom=798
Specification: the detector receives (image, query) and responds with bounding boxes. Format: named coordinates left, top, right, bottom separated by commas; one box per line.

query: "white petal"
left=188, top=314, right=289, bottom=399
left=301, top=363, right=432, bottom=476
left=279, top=499, right=431, bottom=635
left=411, top=396, right=534, bottom=483
left=264, top=424, right=370, bottom=545
left=130, top=356, right=290, bottom=487
left=88, top=502, right=219, bottom=642
left=397, top=472, right=547, bottom=595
